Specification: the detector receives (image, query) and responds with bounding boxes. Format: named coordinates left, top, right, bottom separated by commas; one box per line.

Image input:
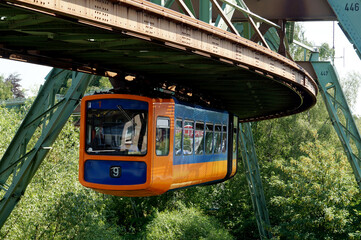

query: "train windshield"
left=85, top=99, right=148, bottom=156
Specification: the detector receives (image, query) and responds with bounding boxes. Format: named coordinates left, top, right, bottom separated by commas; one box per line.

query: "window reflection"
left=195, top=122, right=205, bottom=155
left=156, top=117, right=170, bottom=156
left=183, top=120, right=194, bottom=155
left=86, top=99, right=148, bottom=156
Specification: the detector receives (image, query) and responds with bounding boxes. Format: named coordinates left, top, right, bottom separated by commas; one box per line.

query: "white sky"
left=0, top=21, right=361, bottom=114
left=302, top=21, right=361, bottom=116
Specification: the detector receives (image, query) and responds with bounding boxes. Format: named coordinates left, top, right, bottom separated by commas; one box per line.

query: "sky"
left=0, top=21, right=361, bottom=114
left=302, top=21, right=361, bottom=116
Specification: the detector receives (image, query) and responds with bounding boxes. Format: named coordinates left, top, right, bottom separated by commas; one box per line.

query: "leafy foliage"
left=340, top=71, right=361, bottom=111
left=0, top=75, right=13, bottom=100
left=0, top=114, right=122, bottom=240
left=268, top=139, right=359, bottom=239
left=0, top=21, right=361, bottom=240
left=145, top=203, right=233, bottom=240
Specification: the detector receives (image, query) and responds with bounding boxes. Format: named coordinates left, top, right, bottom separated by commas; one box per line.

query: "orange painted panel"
left=170, top=160, right=228, bottom=189
left=149, top=98, right=175, bottom=193
left=79, top=94, right=154, bottom=192
left=231, top=158, right=237, bottom=177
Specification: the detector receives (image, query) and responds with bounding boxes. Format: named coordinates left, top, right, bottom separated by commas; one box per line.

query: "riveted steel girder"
left=0, top=69, right=100, bottom=228
left=239, top=122, right=272, bottom=240
left=311, top=55, right=361, bottom=188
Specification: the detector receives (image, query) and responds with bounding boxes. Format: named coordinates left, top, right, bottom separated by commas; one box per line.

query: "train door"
left=149, top=99, right=175, bottom=194
left=231, top=116, right=239, bottom=177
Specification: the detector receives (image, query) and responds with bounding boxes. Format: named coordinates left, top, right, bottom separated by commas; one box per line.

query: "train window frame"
left=233, top=117, right=238, bottom=159
left=195, top=121, right=205, bottom=155
left=175, top=118, right=183, bottom=156
left=183, top=120, right=194, bottom=155
left=156, top=117, right=170, bottom=156
left=85, top=98, right=148, bottom=156
left=222, top=125, right=227, bottom=153
left=205, top=123, right=214, bottom=154
left=214, top=124, right=222, bottom=154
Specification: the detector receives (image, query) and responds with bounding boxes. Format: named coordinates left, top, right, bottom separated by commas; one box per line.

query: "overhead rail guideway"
left=1, top=0, right=344, bottom=238
left=0, top=0, right=317, bottom=121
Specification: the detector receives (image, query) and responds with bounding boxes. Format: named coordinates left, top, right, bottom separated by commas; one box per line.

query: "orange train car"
left=79, top=94, right=239, bottom=197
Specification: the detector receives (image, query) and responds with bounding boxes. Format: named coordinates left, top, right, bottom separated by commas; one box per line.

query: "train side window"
left=214, top=125, right=222, bottom=154
left=156, top=117, right=170, bottom=156
left=233, top=127, right=238, bottom=157
left=222, top=125, right=227, bottom=153
left=205, top=123, right=213, bottom=154
left=175, top=119, right=183, bottom=156
left=195, top=122, right=205, bottom=155
left=183, top=120, right=194, bottom=155
left=233, top=117, right=238, bottom=159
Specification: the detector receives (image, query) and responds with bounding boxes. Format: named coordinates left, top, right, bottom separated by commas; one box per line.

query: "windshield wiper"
left=117, top=105, right=131, bottom=121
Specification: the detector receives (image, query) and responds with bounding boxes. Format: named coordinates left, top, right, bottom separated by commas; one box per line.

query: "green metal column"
left=239, top=122, right=272, bottom=240
left=199, top=0, right=212, bottom=24
left=327, top=0, right=361, bottom=58
left=0, top=68, right=100, bottom=228
left=150, top=0, right=162, bottom=5
left=214, top=0, right=237, bottom=31
left=311, top=53, right=361, bottom=188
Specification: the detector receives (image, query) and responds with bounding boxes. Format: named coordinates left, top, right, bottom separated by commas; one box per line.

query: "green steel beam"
left=239, top=122, right=272, bottom=240
left=220, top=0, right=280, bottom=29
left=214, top=1, right=237, bottom=31
left=311, top=53, right=361, bottom=188
left=164, top=0, right=175, bottom=8
left=183, top=0, right=195, bottom=16
left=199, top=0, right=212, bottom=24
left=0, top=68, right=100, bottom=228
left=327, top=0, right=361, bottom=58
left=264, top=28, right=280, bottom=52
left=212, top=0, right=239, bottom=35
left=150, top=0, right=162, bottom=5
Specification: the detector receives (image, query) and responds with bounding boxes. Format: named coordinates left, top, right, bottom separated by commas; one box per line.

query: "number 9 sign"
left=110, top=166, right=121, bottom=178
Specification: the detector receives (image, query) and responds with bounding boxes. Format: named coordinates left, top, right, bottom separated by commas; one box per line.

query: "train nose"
left=84, top=160, right=147, bottom=185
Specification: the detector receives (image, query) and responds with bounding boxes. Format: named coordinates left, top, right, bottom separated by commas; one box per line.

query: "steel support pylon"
left=239, top=122, right=272, bottom=240
left=311, top=54, right=361, bottom=188
left=327, top=0, right=361, bottom=58
left=0, top=68, right=100, bottom=228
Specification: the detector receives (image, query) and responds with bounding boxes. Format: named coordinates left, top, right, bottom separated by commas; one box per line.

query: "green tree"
left=340, top=71, right=361, bottom=112
left=267, top=139, right=360, bottom=239
left=0, top=113, right=122, bottom=239
left=5, top=73, right=25, bottom=99
left=318, top=42, right=335, bottom=61
left=0, top=75, right=13, bottom=100
left=145, top=203, right=233, bottom=240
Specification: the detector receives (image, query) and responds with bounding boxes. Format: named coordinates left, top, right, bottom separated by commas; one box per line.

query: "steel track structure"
left=310, top=54, right=361, bottom=188
left=0, top=69, right=100, bottom=228
left=0, top=1, right=321, bottom=238
left=0, top=0, right=317, bottom=121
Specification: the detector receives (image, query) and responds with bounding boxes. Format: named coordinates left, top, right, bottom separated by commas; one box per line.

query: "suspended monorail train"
left=79, top=94, right=240, bottom=197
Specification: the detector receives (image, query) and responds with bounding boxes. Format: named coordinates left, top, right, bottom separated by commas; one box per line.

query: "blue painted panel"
left=173, top=153, right=227, bottom=165
left=84, top=160, right=147, bottom=185
left=174, top=102, right=228, bottom=123
left=87, top=99, right=148, bottom=110
left=173, top=101, right=229, bottom=165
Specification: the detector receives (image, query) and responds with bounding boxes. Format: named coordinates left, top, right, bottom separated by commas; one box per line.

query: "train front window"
left=85, top=99, right=148, bottom=156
